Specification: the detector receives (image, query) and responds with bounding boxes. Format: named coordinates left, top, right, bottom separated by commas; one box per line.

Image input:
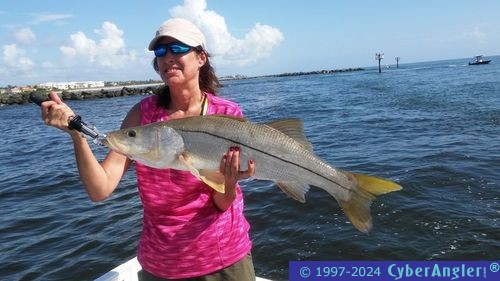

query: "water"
left=1, top=57, right=499, bottom=280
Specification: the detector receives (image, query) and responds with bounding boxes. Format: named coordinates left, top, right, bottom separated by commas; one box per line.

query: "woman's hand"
left=40, top=92, right=77, bottom=135
left=220, top=147, right=255, bottom=191
left=212, top=146, right=255, bottom=211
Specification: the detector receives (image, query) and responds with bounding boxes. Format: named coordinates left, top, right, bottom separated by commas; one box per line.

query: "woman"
left=41, top=18, right=256, bottom=281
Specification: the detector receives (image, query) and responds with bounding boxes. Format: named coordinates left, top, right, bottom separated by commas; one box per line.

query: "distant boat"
left=468, top=55, right=491, bottom=65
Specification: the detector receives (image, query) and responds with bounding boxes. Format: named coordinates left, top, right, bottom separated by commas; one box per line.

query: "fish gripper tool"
left=29, top=91, right=106, bottom=144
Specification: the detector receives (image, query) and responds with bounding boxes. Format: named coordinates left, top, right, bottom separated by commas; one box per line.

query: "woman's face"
left=155, top=37, right=206, bottom=87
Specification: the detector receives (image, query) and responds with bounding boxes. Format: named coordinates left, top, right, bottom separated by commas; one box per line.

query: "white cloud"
left=60, top=31, right=97, bottom=62
left=31, top=13, right=73, bottom=24
left=2, top=44, right=34, bottom=72
left=169, top=0, right=284, bottom=66
left=13, top=27, right=36, bottom=45
left=0, top=44, right=34, bottom=82
left=60, top=21, right=136, bottom=69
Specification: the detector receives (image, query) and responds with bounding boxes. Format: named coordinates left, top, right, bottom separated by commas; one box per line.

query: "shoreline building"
left=38, top=81, right=105, bottom=90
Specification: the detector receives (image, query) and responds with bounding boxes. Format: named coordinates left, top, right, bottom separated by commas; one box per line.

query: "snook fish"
left=103, top=115, right=402, bottom=233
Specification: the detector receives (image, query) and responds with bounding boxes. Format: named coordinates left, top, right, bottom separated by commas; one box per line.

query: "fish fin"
left=276, top=181, right=310, bottom=203
left=338, top=172, right=402, bottom=233
left=199, top=170, right=226, bottom=194
left=350, top=172, right=402, bottom=195
left=178, top=154, right=226, bottom=193
left=265, top=119, right=313, bottom=151
left=178, top=154, right=201, bottom=177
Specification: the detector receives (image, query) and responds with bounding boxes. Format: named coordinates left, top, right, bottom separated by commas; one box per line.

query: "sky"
left=1, top=0, right=499, bottom=87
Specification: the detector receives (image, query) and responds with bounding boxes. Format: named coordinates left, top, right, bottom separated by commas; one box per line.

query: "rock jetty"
left=267, top=68, right=364, bottom=77
left=0, top=85, right=163, bottom=105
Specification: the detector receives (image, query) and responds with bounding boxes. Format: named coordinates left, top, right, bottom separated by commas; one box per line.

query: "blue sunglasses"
left=153, top=42, right=193, bottom=57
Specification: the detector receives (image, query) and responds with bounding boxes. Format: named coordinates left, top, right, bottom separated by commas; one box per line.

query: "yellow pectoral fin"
left=200, top=170, right=226, bottom=194
left=178, top=154, right=202, bottom=177
left=178, top=154, right=226, bottom=193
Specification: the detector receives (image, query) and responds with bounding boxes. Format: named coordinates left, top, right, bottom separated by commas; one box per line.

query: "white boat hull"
left=94, top=257, right=273, bottom=281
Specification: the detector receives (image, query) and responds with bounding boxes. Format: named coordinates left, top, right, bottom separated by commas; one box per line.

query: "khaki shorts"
left=138, top=252, right=255, bottom=281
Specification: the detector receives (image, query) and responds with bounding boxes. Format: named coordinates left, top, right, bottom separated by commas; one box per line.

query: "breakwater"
left=220, top=68, right=365, bottom=80
left=0, top=84, right=162, bottom=105
left=267, top=67, right=364, bottom=77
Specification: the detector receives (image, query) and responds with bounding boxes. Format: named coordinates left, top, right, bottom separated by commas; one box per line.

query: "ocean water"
left=1, top=57, right=498, bottom=280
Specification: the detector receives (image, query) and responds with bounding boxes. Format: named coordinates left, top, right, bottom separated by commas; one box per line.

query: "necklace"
left=199, top=94, right=208, bottom=116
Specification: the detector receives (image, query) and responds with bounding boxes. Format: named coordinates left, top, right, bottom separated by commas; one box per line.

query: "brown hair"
left=152, top=48, right=220, bottom=108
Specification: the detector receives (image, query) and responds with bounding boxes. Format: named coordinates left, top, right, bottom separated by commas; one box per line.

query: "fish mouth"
left=100, top=138, right=110, bottom=147
left=102, top=135, right=124, bottom=152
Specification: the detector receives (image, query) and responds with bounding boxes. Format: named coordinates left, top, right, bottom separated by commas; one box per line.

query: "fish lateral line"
left=174, top=127, right=353, bottom=193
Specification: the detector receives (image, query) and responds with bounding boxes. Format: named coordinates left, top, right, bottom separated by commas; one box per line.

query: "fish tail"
left=338, top=172, right=402, bottom=233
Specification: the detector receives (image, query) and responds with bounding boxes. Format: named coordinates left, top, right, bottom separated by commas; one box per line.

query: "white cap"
left=148, top=18, right=206, bottom=51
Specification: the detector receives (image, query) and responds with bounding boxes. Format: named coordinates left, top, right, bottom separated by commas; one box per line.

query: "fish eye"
left=127, top=130, right=137, bottom=138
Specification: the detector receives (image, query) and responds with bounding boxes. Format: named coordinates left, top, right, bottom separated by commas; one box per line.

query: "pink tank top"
left=135, top=93, right=252, bottom=279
